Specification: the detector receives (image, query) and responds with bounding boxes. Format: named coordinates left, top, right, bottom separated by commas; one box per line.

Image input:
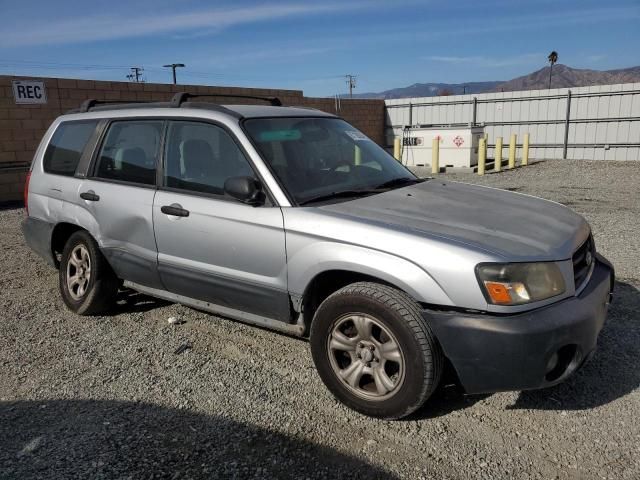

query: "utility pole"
left=127, top=67, right=144, bottom=83
left=163, top=63, right=186, bottom=85
left=345, top=74, right=357, bottom=98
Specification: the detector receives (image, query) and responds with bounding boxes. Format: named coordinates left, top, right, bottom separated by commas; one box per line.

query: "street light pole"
left=163, top=63, right=186, bottom=85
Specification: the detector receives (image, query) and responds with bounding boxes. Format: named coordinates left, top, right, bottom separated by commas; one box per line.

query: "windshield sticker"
left=259, top=129, right=301, bottom=142
left=344, top=130, right=370, bottom=141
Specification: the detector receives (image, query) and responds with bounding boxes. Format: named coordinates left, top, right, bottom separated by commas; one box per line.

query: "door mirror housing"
left=224, top=176, right=265, bottom=206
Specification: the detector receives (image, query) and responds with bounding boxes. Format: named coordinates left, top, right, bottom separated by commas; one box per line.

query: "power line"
left=0, top=59, right=352, bottom=87
left=0, top=59, right=311, bottom=80
left=0, top=60, right=132, bottom=71
left=0, top=60, right=276, bottom=82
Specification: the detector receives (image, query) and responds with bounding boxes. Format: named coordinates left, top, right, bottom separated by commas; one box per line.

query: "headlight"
left=476, top=262, right=566, bottom=305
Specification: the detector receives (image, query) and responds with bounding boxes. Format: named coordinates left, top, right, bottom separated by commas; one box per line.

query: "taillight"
left=23, top=171, right=31, bottom=215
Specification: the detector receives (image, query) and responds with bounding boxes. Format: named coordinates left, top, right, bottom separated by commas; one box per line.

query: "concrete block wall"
left=0, top=75, right=385, bottom=203
left=302, top=97, right=386, bottom=146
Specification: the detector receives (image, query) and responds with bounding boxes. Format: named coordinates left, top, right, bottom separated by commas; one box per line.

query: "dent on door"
left=79, top=180, right=162, bottom=288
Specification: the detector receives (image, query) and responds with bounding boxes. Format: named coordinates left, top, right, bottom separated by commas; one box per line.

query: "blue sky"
left=1, top=0, right=639, bottom=97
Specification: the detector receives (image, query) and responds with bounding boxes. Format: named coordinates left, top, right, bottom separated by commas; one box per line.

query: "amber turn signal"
left=483, top=281, right=513, bottom=304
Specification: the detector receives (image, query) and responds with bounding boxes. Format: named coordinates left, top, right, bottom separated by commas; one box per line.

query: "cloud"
left=306, top=5, right=640, bottom=48
left=0, top=3, right=364, bottom=47
left=185, top=47, right=333, bottom=70
left=424, top=54, right=542, bottom=68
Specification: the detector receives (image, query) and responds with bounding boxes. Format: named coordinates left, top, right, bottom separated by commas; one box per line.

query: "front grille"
left=572, top=236, right=595, bottom=289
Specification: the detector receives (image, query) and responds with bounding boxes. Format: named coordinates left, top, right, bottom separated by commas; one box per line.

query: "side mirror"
left=224, top=176, right=265, bottom=206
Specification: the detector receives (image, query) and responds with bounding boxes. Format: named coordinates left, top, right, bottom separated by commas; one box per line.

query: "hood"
left=319, top=180, right=589, bottom=261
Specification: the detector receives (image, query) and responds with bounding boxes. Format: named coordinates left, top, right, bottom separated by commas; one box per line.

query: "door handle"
left=161, top=204, right=190, bottom=217
left=80, top=191, right=100, bottom=201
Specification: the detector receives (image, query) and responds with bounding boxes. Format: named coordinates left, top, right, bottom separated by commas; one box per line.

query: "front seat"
left=181, top=139, right=218, bottom=193
left=119, top=147, right=153, bottom=184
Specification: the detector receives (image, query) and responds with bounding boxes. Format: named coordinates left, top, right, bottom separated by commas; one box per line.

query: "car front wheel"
left=310, top=282, right=443, bottom=419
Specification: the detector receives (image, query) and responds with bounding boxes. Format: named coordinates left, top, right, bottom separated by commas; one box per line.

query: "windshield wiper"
left=375, top=177, right=426, bottom=190
left=298, top=189, right=383, bottom=206
left=298, top=178, right=426, bottom=206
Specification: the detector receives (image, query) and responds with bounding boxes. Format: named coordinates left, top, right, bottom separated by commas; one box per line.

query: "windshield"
left=244, top=117, right=418, bottom=205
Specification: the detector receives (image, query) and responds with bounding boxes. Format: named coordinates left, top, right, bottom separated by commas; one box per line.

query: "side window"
left=164, top=121, right=254, bottom=195
left=43, top=121, right=98, bottom=176
left=95, top=120, right=163, bottom=185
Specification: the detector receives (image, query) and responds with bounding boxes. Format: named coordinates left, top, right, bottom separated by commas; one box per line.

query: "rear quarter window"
left=43, top=121, right=98, bottom=176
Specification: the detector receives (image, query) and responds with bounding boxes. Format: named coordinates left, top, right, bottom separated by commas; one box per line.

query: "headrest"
left=119, top=147, right=147, bottom=167
left=182, top=139, right=214, bottom=177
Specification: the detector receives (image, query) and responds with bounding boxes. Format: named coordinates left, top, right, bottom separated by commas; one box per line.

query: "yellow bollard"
left=508, top=134, right=517, bottom=169
left=355, top=145, right=362, bottom=165
left=522, top=133, right=530, bottom=166
left=478, top=138, right=486, bottom=175
left=495, top=137, right=503, bottom=172
left=393, top=137, right=401, bottom=161
left=431, top=138, right=440, bottom=174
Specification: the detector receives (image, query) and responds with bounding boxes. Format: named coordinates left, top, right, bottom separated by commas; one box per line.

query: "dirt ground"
left=1, top=159, right=639, bottom=479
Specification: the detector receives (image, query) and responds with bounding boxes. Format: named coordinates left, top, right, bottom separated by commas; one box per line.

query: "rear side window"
left=95, top=120, right=163, bottom=185
left=43, top=121, right=98, bottom=176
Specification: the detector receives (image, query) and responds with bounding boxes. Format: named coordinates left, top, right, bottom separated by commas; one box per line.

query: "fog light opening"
left=545, top=345, right=578, bottom=382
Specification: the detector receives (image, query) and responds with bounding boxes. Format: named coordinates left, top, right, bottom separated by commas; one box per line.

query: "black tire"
left=59, top=230, right=119, bottom=315
left=310, top=282, right=443, bottom=419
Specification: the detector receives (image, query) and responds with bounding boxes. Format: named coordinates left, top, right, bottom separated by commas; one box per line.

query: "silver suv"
left=23, top=93, right=614, bottom=419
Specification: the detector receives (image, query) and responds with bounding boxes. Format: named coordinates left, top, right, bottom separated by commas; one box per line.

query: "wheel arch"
left=301, top=270, right=391, bottom=331
left=297, top=252, right=453, bottom=332
left=51, top=222, right=86, bottom=268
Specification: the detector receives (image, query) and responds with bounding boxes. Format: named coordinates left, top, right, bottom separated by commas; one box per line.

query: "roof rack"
left=69, top=91, right=283, bottom=114
left=170, top=92, right=282, bottom=107
left=76, top=99, right=153, bottom=113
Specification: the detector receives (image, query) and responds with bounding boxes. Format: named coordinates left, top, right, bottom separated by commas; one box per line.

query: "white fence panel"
left=384, top=82, right=640, bottom=161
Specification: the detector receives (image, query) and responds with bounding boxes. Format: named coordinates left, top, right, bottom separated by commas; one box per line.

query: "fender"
left=286, top=240, right=453, bottom=306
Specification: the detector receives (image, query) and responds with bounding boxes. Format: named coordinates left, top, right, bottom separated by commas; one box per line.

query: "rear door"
left=152, top=120, right=289, bottom=321
left=77, top=119, right=163, bottom=288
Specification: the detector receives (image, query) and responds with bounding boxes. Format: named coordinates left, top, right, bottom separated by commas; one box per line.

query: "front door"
left=152, top=120, right=289, bottom=321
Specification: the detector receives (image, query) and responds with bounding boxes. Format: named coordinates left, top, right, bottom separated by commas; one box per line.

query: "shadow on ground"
left=412, top=384, right=490, bottom=420
left=110, top=288, right=171, bottom=315
left=511, top=281, right=640, bottom=410
left=0, top=400, right=396, bottom=479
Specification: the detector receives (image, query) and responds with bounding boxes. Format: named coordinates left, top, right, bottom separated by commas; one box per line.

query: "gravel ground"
left=1, top=159, right=639, bottom=479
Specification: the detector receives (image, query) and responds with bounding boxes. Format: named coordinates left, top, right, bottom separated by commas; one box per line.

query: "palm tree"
left=548, top=51, right=558, bottom=89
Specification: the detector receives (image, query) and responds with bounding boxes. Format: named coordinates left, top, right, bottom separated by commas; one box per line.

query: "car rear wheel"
left=310, top=282, right=443, bottom=419
left=59, top=231, right=119, bottom=315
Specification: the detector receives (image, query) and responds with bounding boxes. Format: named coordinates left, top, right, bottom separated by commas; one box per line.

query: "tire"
left=59, top=230, right=119, bottom=315
left=310, top=282, right=443, bottom=419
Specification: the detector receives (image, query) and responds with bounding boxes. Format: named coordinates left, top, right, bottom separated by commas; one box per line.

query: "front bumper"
left=425, top=254, right=614, bottom=394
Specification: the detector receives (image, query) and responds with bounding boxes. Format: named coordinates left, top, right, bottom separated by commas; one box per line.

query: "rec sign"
left=12, top=80, right=47, bottom=104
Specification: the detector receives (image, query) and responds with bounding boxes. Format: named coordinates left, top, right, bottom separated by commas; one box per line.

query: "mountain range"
left=354, top=64, right=640, bottom=99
